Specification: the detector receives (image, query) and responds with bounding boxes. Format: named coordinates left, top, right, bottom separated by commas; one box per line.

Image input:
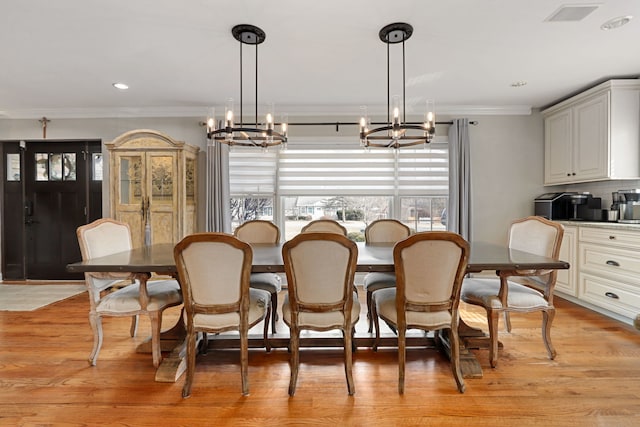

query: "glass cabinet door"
left=118, top=154, right=143, bottom=206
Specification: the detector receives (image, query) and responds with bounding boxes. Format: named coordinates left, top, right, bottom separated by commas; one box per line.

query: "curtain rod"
left=230, top=120, right=478, bottom=132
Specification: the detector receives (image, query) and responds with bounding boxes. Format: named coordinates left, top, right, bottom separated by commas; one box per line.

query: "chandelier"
left=359, top=23, right=435, bottom=149
left=206, top=24, right=288, bottom=148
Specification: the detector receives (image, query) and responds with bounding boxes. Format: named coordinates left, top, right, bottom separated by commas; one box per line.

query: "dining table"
left=67, top=240, right=569, bottom=382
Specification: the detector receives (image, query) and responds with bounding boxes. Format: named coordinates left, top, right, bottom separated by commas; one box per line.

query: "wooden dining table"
left=67, top=240, right=569, bottom=382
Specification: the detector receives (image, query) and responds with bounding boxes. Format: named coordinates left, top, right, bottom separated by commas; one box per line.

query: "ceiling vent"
left=545, top=4, right=600, bottom=22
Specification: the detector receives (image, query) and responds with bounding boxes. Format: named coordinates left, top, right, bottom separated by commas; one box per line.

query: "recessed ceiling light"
left=511, top=81, right=528, bottom=88
left=113, top=82, right=129, bottom=90
left=601, top=15, right=633, bottom=30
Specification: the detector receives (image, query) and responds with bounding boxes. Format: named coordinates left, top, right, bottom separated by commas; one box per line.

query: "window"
left=228, top=139, right=448, bottom=239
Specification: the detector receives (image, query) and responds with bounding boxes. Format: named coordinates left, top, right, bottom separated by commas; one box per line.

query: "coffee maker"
left=618, top=189, right=640, bottom=223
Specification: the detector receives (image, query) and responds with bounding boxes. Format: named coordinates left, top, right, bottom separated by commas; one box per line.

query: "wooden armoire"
left=106, top=129, right=198, bottom=248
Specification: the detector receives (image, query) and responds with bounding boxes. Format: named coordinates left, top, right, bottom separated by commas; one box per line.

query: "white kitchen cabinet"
left=577, top=226, right=640, bottom=320
left=542, top=79, right=640, bottom=185
left=555, top=225, right=577, bottom=296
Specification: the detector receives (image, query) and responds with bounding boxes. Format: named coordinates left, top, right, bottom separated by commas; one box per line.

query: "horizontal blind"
left=397, top=145, right=449, bottom=196
left=278, top=143, right=448, bottom=196
left=229, top=149, right=277, bottom=195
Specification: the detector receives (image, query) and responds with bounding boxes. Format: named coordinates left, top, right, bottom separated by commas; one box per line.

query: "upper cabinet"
left=106, top=129, right=199, bottom=248
left=542, top=80, right=640, bottom=185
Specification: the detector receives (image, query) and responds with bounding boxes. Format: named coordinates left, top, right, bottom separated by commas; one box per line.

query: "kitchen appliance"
left=571, top=193, right=603, bottom=221
left=534, top=192, right=576, bottom=220
left=618, top=189, right=640, bottom=223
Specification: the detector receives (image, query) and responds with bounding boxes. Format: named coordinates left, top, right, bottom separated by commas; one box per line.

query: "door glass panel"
left=186, top=158, right=195, bottom=203
left=49, top=154, right=63, bottom=181
left=63, top=153, right=76, bottom=181
left=6, top=153, right=20, bottom=181
left=119, top=155, right=142, bottom=205
left=92, top=153, right=103, bottom=181
left=151, top=156, right=173, bottom=205
left=35, top=153, right=49, bottom=181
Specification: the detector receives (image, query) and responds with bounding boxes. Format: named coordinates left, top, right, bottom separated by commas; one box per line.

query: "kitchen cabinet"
left=577, top=227, right=640, bottom=320
left=555, top=225, right=577, bottom=296
left=106, top=129, right=198, bottom=248
left=542, top=79, right=640, bottom=185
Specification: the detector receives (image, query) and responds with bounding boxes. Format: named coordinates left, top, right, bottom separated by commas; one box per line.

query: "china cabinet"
left=106, top=129, right=198, bottom=248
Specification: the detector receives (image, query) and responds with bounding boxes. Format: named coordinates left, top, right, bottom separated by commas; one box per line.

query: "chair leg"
left=88, top=312, right=103, bottom=366
left=240, top=328, right=249, bottom=396
left=487, top=309, right=500, bottom=368
left=366, top=290, right=374, bottom=333
left=504, top=312, right=512, bottom=333
left=448, top=326, right=466, bottom=393
left=344, top=327, right=355, bottom=396
left=288, top=327, right=300, bottom=396
left=182, top=330, right=197, bottom=398
left=270, top=292, right=278, bottom=334
left=398, top=326, right=406, bottom=394
left=371, top=296, right=381, bottom=352
left=542, top=308, right=557, bottom=360
left=129, top=314, right=139, bottom=337
left=263, top=304, right=272, bottom=353
left=149, top=311, right=163, bottom=368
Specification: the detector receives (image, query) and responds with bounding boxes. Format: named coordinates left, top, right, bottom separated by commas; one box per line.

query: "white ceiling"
left=1, top=0, right=639, bottom=119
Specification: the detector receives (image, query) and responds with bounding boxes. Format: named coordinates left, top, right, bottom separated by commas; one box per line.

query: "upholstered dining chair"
left=76, top=218, right=183, bottom=368
left=300, top=219, right=347, bottom=235
left=174, top=232, right=271, bottom=398
left=460, top=216, right=564, bottom=368
left=282, top=232, right=359, bottom=396
left=234, top=220, right=281, bottom=333
left=362, top=219, right=411, bottom=332
left=371, top=231, right=470, bottom=394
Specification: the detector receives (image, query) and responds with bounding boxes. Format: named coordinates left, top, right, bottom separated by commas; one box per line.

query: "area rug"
left=0, top=284, right=86, bottom=311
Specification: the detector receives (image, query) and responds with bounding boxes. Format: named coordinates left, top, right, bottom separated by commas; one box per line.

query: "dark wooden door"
left=1, top=140, right=102, bottom=280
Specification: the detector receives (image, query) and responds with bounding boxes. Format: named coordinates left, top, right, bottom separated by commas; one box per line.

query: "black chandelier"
left=206, top=24, right=288, bottom=148
left=359, top=23, right=435, bottom=149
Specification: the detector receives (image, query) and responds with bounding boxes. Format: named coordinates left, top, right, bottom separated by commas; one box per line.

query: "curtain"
left=206, top=140, right=231, bottom=233
left=448, top=118, right=472, bottom=241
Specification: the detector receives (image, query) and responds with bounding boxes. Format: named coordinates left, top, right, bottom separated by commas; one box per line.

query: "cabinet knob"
left=609, top=235, right=616, bottom=240
left=572, top=172, right=576, bottom=176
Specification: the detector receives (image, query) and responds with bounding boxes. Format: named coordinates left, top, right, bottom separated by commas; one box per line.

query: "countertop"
left=556, top=220, right=640, bottom=231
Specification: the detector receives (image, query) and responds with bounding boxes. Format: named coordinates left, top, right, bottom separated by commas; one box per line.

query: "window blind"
left=229, top=148, right=277, bottom=195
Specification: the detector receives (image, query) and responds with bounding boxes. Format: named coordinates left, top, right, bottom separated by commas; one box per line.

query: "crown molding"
left=0, top=104, right=532, bottom=120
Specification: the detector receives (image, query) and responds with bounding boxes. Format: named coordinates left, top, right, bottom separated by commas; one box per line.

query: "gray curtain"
left=448, top=118, right=472, bottom=241
left=206, top=140, right=231, bottom=233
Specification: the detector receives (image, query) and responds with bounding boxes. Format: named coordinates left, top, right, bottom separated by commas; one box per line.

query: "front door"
left=1, top=140, right=102, bottom=280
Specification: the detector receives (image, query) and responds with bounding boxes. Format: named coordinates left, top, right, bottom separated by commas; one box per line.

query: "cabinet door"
left=147, top=152, right=178, bottom=244
left=544, top=109, right=573, bottom=184
left=573, top=93, right=609, bottom=181
left=113, top=151, right=145, bottom=248
left=555, top=226, right=576, bottom=296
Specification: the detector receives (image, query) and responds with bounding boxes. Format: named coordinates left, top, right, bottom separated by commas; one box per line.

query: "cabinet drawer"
left=578, top=227, right=639, bottom=249
left=579, top=272, right=640, bottom=318
left=579, top=243, right=640, bottom=284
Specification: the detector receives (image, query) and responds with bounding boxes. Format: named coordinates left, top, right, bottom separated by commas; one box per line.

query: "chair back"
left=508, top=216, right=564, bottom=259
left=283, top=232, right=357, bottom=319
left=174, top=233, right=252, bottom=318
left=234, top=220, right=280, bottom=244
left=301, top=219, right=347, bottom=235
left=76, top=218, right=134, bottom=291
left=365, top=219, right=411, bottom=243
left=394, top=232, right=469, bottom=317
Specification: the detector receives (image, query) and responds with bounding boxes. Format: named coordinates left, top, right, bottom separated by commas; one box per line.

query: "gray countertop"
left=556, top=220, right=640, bottom=231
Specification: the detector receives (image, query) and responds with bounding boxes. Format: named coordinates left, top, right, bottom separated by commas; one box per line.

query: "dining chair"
left=234, top=220, right=282, bottom=333
left=300, top=219, right=347, bottom=235
left=174, top=232, right=271, bottom=398
left=362, top=219, right=411, bottom=332
left=76, top=218, right=183, bottom=368
left=371, top=231, right=470, bottom=393
left=460, top=216, right=564, bottom=368
left=282, top=232, right=359, bottom=396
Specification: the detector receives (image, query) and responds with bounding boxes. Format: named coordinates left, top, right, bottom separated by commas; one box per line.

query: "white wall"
left=0, top=112, right=548, bottom=271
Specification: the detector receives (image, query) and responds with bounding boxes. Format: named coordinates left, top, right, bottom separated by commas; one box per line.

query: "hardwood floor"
left=1, top=285, right=639, bottom=426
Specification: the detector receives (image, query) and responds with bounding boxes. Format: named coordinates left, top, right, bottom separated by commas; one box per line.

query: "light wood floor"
left=1, top=285, right=639, bottom=426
